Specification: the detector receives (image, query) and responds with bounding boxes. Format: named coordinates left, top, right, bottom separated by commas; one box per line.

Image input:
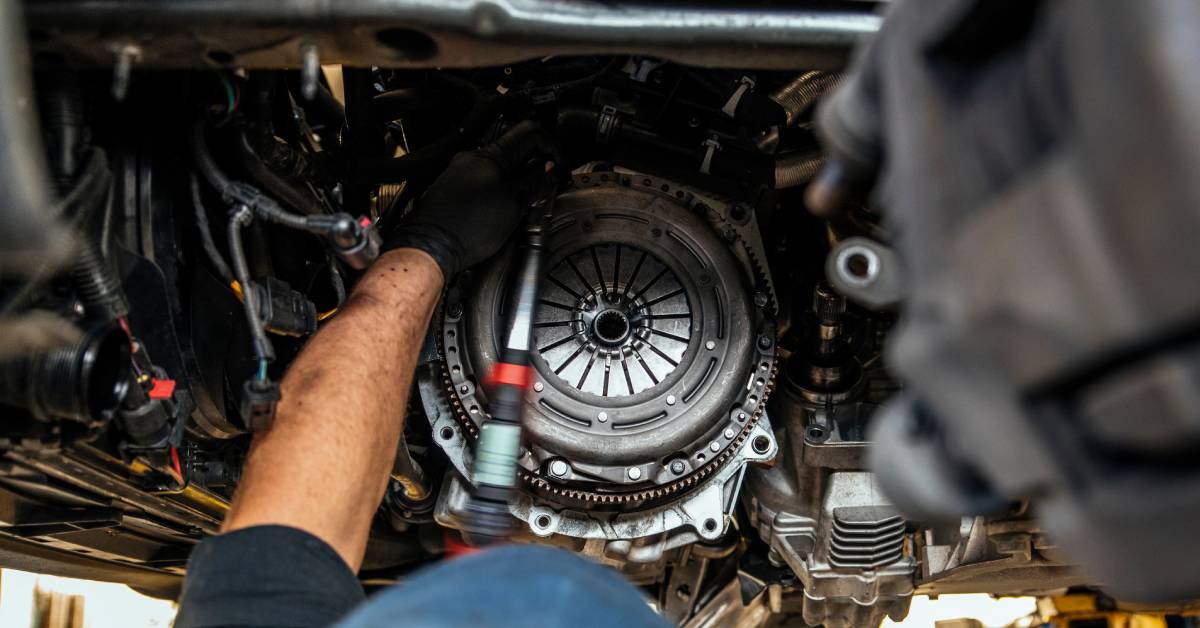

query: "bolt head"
left=724, top=428, right=735, bottom=439
left=533, top=382, right=544, bottom=392
left=627, top=467, right=642, bottom=480
left=550, top=460, right=568, bottom=476
left=666, top=394, right=676, bottom=406
left=709, top=441, right=720, bottom=453
left=757, top=334, right=774, bottom=350
left=670, top=460, right=686, bottom=474
left=597, top=411, right=608, bottom=423
left=705, top=340, right=716, bottom=350
left=754, top=292, right=769, bottom=308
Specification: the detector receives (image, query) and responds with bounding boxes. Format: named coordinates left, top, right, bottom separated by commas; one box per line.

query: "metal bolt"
left=724, top=428, right=735, bottom=439
left=670, top=460, right=686, bottom=475
left=597, top=411, right=608, bottom=423
left=705, top=340, right=716, bottom=351
left=666, top=395, right=676, bottom=406
left=738, top=412, right=747, bottom=421
left=533, top=382, right=544, bottom=392
left=709, top=441, right=720, bottom=453
left=459, top=385, right=470, bottom=394
left=446, top=303, right=463, bottom=319
left=757, top=334, right=774, bottom=350
left=300, top=42, right=321, bottom=100
left=109, top=43, right=142, bottom=102
left=753, top=292, right=769, bottom=308
left=550, top=460, right=568, bottom=477
left=627, top=467, right=642, bottom=480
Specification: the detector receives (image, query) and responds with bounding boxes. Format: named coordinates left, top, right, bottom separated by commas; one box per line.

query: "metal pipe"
left=774, top=152, right=825, bottom=189
left=391, top=436, right=430, bottom=503
left=770, top=71, right=842, bottom=127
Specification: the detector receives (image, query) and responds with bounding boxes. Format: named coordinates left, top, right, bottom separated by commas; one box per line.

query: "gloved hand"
left=382, top=121, right=561, bottom=280
left=810, top=0, right=1200, bottom=603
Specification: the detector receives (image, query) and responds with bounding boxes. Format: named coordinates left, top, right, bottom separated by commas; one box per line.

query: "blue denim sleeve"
left=336, top=544, right=669, bottom=628
left=175, top=525, right=365, bottom=628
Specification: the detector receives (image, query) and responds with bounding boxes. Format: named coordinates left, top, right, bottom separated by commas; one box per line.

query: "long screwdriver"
left=460, top=166, right=558, bottom=545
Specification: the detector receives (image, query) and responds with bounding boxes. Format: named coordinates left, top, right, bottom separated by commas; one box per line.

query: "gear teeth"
left=433, top=170, right=782, bottom=506
left=744, top=245, right=778, bottom=315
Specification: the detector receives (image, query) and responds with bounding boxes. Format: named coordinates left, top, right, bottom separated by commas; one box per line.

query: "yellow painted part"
left=128, top=459, right=231, bottom=515
left=234, top=279, right=337, bottom=321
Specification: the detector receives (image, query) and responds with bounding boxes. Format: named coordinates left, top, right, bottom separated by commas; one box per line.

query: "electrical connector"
left=327, top=215, right=381, bottom=270
left=240, top=379, right=280, bottom=432
left=254, top=277, right=318, bottom=337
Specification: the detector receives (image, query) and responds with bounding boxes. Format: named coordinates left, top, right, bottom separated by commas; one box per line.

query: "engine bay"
left=0, top=21, right=1096, bottom=625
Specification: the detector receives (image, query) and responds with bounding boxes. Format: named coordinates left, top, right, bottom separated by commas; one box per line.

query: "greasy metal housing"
left=436, top=168, right=776, bottom=506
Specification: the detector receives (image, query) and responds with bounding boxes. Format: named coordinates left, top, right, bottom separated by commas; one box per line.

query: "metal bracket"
left=700, top=136, right=721, bottom=174
left=595, top=105, right=620, bottom=144
left=722, top=76, right=756, bottom=118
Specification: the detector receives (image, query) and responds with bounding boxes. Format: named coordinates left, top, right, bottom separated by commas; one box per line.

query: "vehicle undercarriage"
left=0, top=1, right=1125, bottom=625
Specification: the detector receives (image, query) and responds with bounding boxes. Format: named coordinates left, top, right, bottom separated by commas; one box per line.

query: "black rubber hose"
left=57, top=150, right=128, bottom=321
left=191, top=119, right=236, bottom=195
left=72, top=239, right=128, bottom=321
left=0, top=323, right=130, bottom=423
left=189, top=172, right=234, bottom=283
left=226, top=207, right=273, bottom=364
left=192, top=119, right=310, bottom=231
left=236, top=128, right=328, bottom=216
left=38, top=72, right=129, bottom=323
left=36, top=71, right=85, bottom=193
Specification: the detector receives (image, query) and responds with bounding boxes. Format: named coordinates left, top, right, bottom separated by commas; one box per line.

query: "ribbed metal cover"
left=828, top=506, right=906, bottom=569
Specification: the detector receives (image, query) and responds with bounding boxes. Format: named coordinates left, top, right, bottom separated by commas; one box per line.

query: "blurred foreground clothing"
left=810, top=0, right=1200, bottom=602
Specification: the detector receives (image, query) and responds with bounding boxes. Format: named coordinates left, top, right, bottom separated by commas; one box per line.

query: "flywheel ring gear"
left=434, top=167, right=777, bottom=507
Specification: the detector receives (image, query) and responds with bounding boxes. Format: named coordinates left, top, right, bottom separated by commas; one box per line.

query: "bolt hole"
left=535, top=515, right=552, bottom=529
left=375, top=27, right=438, bottom=60
left=440, top=426, right=454, bottom=440
left=703, top=518, right=717, bottom=532
left=752, top=435, right=771, bottom=454
left=846, top=253, right=871, bottom=278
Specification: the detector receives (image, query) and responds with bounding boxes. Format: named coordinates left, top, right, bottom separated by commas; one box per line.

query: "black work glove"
left=382, top=121, right=561, bottom=279
left=811, top=0, right=1200, bottom=604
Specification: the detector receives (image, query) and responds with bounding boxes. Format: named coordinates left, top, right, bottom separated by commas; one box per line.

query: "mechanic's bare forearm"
left=223, top=248, right=443, bottom=569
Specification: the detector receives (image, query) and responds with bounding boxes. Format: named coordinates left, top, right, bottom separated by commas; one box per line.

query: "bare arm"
left=222, top=248, right=443, bottom=570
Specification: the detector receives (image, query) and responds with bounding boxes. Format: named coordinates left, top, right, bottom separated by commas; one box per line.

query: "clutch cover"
left=436, top=169, right=776, bottom=506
